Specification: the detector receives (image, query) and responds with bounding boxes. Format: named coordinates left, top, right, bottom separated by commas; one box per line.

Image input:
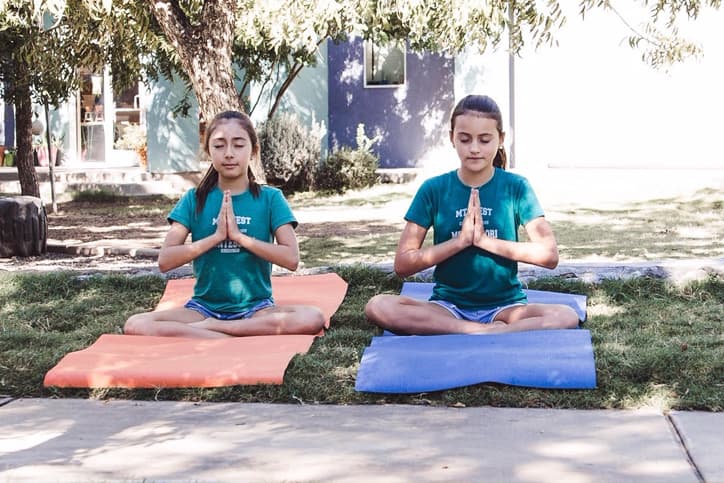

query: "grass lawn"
left=1, top=267, right=721, bottom=411
left=292, top=186, right=723, bottom=267
left=1, top=183, right=722, bottom=409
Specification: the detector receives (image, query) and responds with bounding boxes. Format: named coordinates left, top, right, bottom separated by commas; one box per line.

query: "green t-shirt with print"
left=168, top=185, right=297, bottom=313
left=405, top=169, right=544, bottom=309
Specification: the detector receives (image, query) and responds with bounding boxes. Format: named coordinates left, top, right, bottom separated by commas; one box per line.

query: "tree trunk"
left=0, top=196, right=47, bottom=257
left=146, top=0, right=266, bottom=182
left=14, top=67, right=40, bottom=198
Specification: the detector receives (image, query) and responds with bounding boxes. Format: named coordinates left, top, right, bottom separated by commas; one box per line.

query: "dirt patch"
left=44, top=198, right=403, bottom=246
left=46, top=197, right=172, bottom=246
left=1, top=196, right=404, bottom=273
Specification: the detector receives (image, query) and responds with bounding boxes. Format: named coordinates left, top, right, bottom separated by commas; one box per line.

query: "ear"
left=499, top=131, right=506, bottom=149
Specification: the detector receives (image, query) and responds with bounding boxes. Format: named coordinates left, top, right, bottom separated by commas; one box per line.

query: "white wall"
left=514, top=5, right=724, bottom=169
left=248, top=42, right=329, bottom=155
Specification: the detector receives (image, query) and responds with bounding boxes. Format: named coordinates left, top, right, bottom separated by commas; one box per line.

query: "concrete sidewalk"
left=1, top=398, right=721, bottom=482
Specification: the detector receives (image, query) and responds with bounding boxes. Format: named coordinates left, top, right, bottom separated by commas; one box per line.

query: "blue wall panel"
left=328, top=38, right=454, bottom=168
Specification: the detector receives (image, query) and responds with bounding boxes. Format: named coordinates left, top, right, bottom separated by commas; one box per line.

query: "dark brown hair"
left=450, top=95, right=507, bottom=170
left=195, top=111, right=261, bottom=214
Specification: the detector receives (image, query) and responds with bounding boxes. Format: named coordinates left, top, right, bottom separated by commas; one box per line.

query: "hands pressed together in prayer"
left=458, top=188, right=490, bottom=250
left=214, top=190, right=246, bottom=246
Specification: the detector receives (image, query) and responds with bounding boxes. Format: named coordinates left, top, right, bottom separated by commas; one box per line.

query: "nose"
left=224, top=144, right=235, bottom=158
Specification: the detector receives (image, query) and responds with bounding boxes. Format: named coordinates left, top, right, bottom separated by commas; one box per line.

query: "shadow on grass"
left=0, top=272, right=165, bottom=396
left=5, top=267, right=717, bottom=411
left=549, top=188, right=723, bottom=261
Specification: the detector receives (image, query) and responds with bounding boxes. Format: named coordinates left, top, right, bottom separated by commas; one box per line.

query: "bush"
left=315, top=148, right=379, bottom=194
left=258, top=113, right=321, bottom=194
left=315, top=124, right=380, bottom=194
left=71, top=189, right=126, bottom=203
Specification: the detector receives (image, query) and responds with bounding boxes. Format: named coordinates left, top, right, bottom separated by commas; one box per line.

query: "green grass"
left=65, top=192, right=177, bottom=212
left=299, top=231, right=401, bottom=267
left=42, top=184, right=722, bottom=265
left=1, top=268, right=721, bottom=410
left=288, top=185, right=412, bottom=209
left=302, top=187, right=723, bottom=266
left=547, top=188, right=723, bottom=261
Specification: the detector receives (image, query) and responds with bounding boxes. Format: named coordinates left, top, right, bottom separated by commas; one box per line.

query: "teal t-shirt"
left=168, top=185, right=297, bottom=313
left=405, top=169, right=544, bottom=309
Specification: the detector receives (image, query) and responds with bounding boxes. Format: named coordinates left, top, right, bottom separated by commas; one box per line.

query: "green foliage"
left=258, top=112, right=322, bottom=194
left=70, top=189, right=128, bottom=203
left=0, top=0, right=109, bottom=106
left=315, top=148, right=378, bottom=194
left=315, top=124, right=380, bottom=194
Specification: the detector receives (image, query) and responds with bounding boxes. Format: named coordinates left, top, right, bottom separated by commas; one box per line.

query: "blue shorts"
left=184, top=298, right=274, bottom=320
left=430, top=300, right=525, bottom=324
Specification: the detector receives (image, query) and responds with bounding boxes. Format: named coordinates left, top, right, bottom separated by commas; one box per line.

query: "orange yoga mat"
left=43, top=273, right=348, bottom=388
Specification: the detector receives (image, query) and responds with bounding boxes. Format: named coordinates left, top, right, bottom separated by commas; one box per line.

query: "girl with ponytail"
left=124, top=111, right=324, bottom=338
left=365, top=95, right=579, bottom=335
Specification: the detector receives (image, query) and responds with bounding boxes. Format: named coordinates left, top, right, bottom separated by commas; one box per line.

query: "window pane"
left=364, top=39, right=406, bottom=87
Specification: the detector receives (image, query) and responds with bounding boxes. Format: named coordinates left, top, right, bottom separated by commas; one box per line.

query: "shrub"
left=315, top=124, right=380, bottom=194
left=71, top=189, right=126, bottom=203
left=258, top=113, right=321, bottom=194
left=315, top=149, right=378, bottom=194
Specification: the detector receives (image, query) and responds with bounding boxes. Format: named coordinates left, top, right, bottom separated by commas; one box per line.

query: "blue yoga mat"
left=354, top=282, right=595, bottom=393
left=355, top=330, right=597, bottom=393
left=399, top=282, right=588, bottom=322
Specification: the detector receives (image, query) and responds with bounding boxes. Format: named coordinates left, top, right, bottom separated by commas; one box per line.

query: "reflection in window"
left=364, top=39, right=406, bottom=87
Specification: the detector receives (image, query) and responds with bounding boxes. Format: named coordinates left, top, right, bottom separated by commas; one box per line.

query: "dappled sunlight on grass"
left=587, top=303, right=626, bottom=317
left=299, top=233, right=400, bottom=267
left=545, top=188, right=723, bottom=261
left=289, top=184, right=415, bottom=210
left=0, top=270, right=721, bottom=410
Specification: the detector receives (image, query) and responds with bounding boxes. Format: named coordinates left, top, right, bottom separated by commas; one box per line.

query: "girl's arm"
left=395, top=188, right=479, bottom=278
left=230, top=223, right=300, bottom=271
left=157, top=221, right=225, bottom=273
left=473, top=215, right=560, bottom=269
left=394, top=221, right=470, bottom=278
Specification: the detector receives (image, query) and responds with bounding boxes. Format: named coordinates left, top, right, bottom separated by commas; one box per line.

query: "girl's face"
left=208, top=119, right=257, bottom=181
left=450, top=113, right=504, bottom=178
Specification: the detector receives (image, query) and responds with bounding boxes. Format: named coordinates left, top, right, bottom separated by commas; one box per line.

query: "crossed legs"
left=123, top=305, right=325, bottom=339
left=364, top=294, right=579, bottom=335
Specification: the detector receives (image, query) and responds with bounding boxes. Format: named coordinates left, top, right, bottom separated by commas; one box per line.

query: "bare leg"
left=189, top=304, right=325, bottom=336
left=364, top=294, right=492, bottom=335
left=123, top=308, right=231, bottom=339
left=483, top=303, right=580, bottom=334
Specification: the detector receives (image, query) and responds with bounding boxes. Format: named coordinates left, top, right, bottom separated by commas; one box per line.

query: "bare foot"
left=469, top=320, right=508, bottom=334
left=188, top=317, right=218, bottom=329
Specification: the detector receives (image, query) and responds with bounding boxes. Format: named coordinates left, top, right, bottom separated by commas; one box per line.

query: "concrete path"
left=1, top=398, right=721, bottom=482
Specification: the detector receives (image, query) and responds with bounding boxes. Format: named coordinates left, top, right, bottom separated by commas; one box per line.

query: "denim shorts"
left=184, top=298, right=274, bottom=320
left=430, top=300, right=525, bottom=324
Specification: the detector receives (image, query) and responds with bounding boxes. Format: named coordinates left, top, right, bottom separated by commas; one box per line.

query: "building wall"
left=328, top=37, right=455, bottom=168
left=146, top=44, right=329, bottom=173
left=146, top=75, right=200, bottom=173
left=249, top=42, right=329, bottom=156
